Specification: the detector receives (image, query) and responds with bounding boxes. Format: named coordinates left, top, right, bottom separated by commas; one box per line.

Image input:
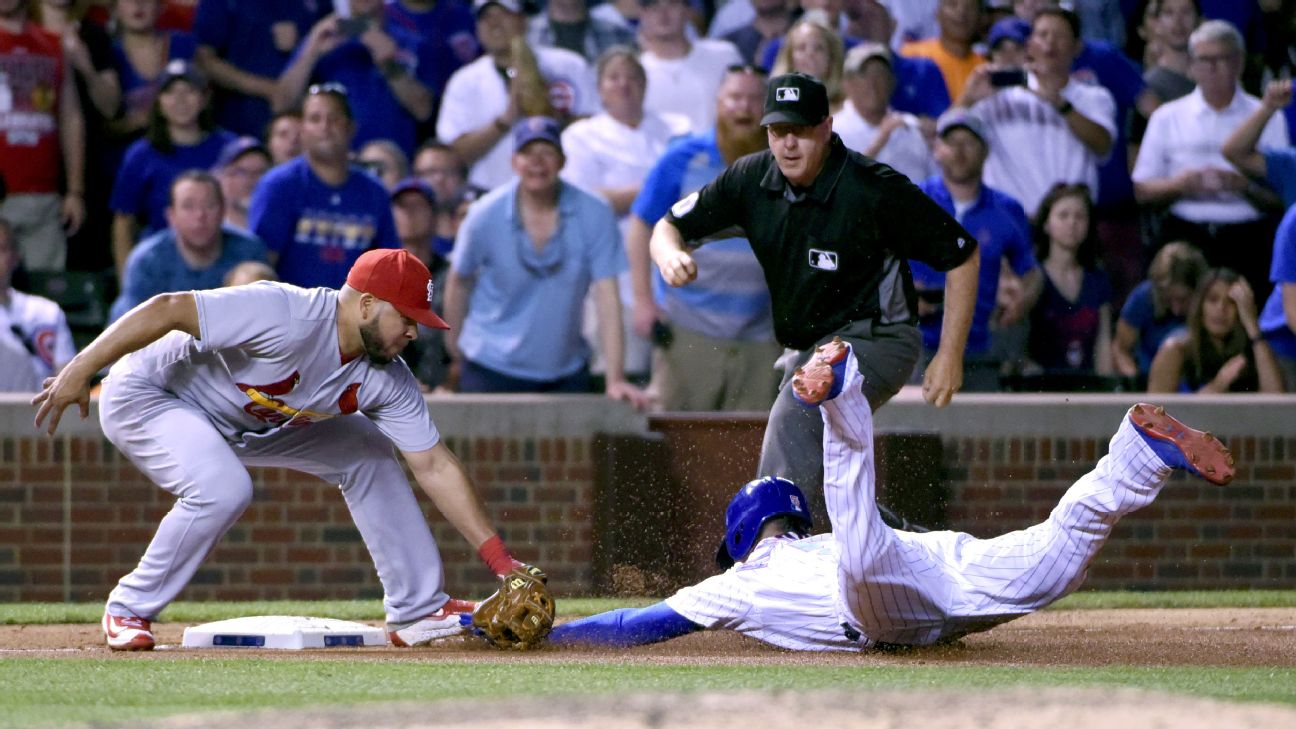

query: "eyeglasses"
left=1191, top=52, right=1240, bottom=69
left=307, top=82, right=349, bottom=97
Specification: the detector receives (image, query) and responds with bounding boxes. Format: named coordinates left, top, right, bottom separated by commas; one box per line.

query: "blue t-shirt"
left=109, top=130, right=237, bottom=236
left=452, top=180, right=627, bottom=381
left=193, top=0, right=331, bottom=136
left=1029, top=267, right=1114, bottom=372
left=1259, top=203, right=1296, bottom=359
left=113, top=31, right=197, bottom=126
left=1072, top=40, right=1147, bottom=210
left=109, top=225, right=269, bottom=322
left=383, top=0, right=480, bottom=98
left=1264, top=148, right=1296, bottom=209
left=631, top=128, right=775, bottom=342
left=911, top=178, right=1037, bottom=355
left=294, top=17, right=439, bottom=156
left=248, top=157, right=400, bottom=289
left=759, top=37, right=949, bottom=119
left=1118, top=279, right=1186, bottom=374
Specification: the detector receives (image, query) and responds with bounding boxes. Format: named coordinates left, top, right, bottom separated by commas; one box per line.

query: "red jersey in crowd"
left=0, top=21, right=64, bottom=194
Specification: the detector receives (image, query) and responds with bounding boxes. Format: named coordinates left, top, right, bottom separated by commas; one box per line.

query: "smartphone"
left=989, top=68, right=1028, bottom=88
left=337, top=16, right=369, bottom=37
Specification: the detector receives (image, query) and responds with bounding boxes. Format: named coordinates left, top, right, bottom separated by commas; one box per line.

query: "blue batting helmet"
left=715, top=476, right=813, bottom=568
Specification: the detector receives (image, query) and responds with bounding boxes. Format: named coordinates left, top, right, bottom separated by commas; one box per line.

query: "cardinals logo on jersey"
left=238, top=372, right=362, bottom=427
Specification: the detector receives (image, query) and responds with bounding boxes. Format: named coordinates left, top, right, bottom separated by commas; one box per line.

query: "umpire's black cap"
left=761, top=72, right=830, bottom=127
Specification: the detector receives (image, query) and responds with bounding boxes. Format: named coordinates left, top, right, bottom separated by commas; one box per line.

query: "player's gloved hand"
left=472, top=564, right=554, bottom=650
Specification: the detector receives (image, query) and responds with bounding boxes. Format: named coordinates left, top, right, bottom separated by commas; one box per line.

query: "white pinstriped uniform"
left=667, top=351, right=1175, bottom=651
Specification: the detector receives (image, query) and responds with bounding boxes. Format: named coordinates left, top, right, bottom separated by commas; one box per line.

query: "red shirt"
left=0, top=22, right=64, bottom=194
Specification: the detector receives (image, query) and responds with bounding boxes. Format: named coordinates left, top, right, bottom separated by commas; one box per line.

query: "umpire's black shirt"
left=665, top=134, right=977, bottom=351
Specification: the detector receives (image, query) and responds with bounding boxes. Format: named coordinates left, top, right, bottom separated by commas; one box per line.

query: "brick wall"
left=2, top=394, right=1294, bottom=605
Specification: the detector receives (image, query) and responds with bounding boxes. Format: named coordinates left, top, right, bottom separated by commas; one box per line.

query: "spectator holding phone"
left=274, top=0, right=439, bottom=158
left=959, top=6, right=1116, bottom=217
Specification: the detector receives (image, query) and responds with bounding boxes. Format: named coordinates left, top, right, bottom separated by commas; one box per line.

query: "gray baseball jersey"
left=102, top=282, right=451, bottom=624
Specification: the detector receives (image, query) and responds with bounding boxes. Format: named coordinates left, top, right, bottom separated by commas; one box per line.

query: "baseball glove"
left=472, top=565, right=555, bottom=650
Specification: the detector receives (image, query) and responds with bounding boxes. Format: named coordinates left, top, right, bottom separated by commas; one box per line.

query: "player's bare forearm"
left=405, top=442, right=497, bottom=548
left=33, top=293, right=199, bottom=434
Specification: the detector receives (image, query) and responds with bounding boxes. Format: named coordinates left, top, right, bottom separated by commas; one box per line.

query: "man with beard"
left=33, top=248, right=542, bottom=651
left=649, top=73, right=978, bottom=526
left=627, top=65, right=783, bottom=411
left=249, top=84, right=401, bottom=289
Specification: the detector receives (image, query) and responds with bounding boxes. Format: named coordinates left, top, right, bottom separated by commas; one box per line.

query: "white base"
left=181, top=615, right=387, bottom=649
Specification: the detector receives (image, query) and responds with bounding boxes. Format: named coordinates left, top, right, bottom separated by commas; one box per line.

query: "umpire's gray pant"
left=757, top=319, right=920, bottom=495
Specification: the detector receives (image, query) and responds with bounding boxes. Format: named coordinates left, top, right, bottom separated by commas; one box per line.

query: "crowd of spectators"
left=1, top=0, right=1295, bottom=402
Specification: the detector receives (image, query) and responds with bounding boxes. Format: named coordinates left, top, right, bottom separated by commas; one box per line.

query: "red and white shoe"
left=102, top=611, right=155, bottom=651
left=387, top=599, right=478, bottom=647
left=791, top=337, right=851, bottom=407
left=1128, top=403, right=1235, bottom=486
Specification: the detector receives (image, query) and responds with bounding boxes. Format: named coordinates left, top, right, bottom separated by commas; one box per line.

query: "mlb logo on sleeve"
left=808, top=249, right=838, bottom=271
left=776, top=87, right=800, bottom=102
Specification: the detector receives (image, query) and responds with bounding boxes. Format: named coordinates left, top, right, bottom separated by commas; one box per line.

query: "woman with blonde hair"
left=770, top=12, right=845, bottom=112
left=1113, top=241, right=1207, bottom=382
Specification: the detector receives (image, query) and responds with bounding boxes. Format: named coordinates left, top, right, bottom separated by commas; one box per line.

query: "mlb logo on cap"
left=761, top=73, right=829, bottom=127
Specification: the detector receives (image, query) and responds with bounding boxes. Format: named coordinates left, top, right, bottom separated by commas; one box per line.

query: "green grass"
left=0, top=660, right=1292, bottom=728
left=0, top=592, right=1293, bottom=727
left=1, top=591, right=1293, bottom=625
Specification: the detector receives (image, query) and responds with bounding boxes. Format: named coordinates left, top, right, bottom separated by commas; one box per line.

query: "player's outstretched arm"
left=549, top=601, right=702, bottom=648
left=923, top=246, right=979, bottom=407
left=403, top=442, right=508, bottom=564
left=32, top=292, right=199, bottom=435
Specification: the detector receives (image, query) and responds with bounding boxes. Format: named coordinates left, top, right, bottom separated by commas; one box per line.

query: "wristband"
left=477, top=534, right=519, bottom=576
left=1056, top=100, right=1074, bottom=116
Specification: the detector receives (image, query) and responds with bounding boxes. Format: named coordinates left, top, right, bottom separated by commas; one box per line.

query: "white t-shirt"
left=972, top=76, right=1117, bottom=216
left=109, top=282, right=439, bottom=451
left=1132, top=86, right=1289, bottom=224
left=436, top=47, right=599, bottom=191
left=641, top=39, right=743, bottom=132
left=665, top=533, right=862, bottom=652
left=833, top=106, right=935, bottom=183
left=881, top=0, right=940, bottom=48
left=0, top=290, right=75, bottom=392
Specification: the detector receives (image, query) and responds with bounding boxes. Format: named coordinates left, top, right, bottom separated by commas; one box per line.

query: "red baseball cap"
left=345, top=249, right=450, bottom=330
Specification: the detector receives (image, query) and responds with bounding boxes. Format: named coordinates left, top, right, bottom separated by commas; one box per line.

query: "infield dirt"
left=4, top=608, right=1294, bottom=728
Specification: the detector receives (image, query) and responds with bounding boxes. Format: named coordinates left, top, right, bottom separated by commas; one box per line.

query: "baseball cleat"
left=102, top=611, right=155, bottom=651
left=387, top=599, right=479, bottom=647
left=791, top=337, right=850, bottom=407
left=1128, top=403, right=1234, bottom=486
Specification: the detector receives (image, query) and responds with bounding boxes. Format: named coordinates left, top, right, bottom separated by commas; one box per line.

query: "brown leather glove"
left=472, top=565, right=555, bottom=650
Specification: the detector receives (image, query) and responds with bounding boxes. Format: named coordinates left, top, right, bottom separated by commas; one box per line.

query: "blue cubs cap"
left=513, top=116, right=564, bottom=155
left=988, top=17, right=1030, bottom=49
left=391, top=177, right=437, bottom=205
left=761, top=72, right=830, bottom=127
left=212, top=136, right=270, bottom=171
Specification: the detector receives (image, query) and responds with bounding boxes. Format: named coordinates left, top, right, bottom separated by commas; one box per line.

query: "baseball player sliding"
left=550, top=339, right=1235, bottom=650
left=33, top=249, right=540, bottom=651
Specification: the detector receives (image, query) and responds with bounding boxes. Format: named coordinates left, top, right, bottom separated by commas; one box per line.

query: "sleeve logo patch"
left=670, top=191, right=699, bottom=218
left=808, top=249, right=839, bottom=271
left=775, top=87, right=800, bottom=101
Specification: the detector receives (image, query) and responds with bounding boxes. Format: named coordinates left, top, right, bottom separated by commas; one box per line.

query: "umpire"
left=649, top=72, right=980, bottom=505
